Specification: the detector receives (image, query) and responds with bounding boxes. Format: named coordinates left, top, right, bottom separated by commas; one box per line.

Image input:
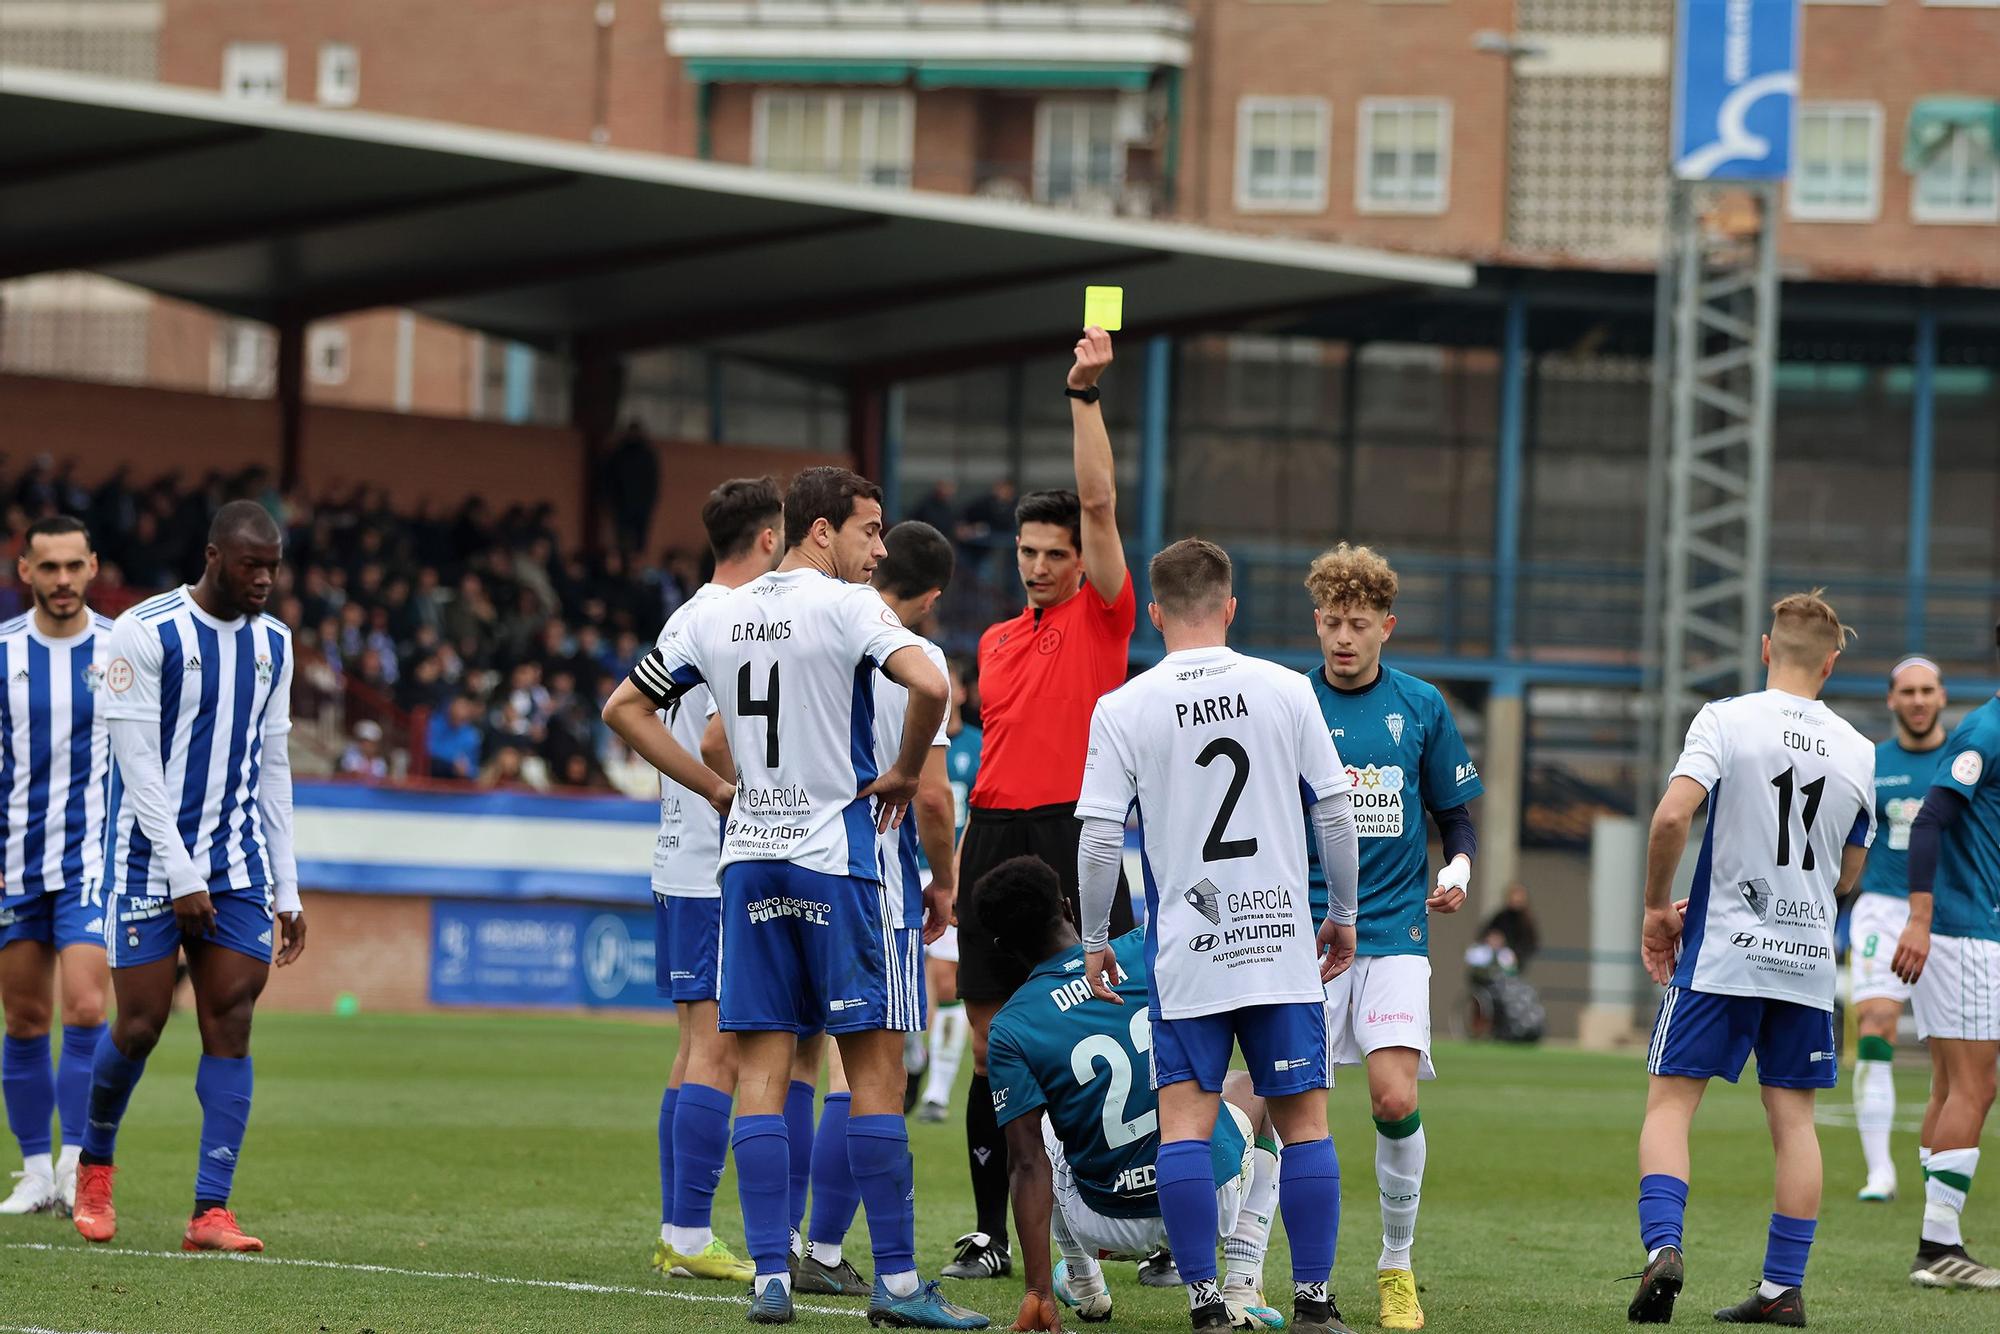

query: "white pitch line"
left=2, top=1326, right=151, bottom=1334
left=2, top=1242, right=865, bottom=1318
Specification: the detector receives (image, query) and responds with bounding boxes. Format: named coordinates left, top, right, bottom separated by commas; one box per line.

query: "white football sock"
left=21, top=1152, right=52, bottom=1182
left=1051, top=1208, right=1104, bottom=1289
left=56, top=1144, right=79, bottom=1173
left=1377, top=1125, right=1425, bottom=1271
left=1222, top=1142, right=1281, bottom=1287
left=882, top=1268, right=921, bottom=1298
left=1758, top=1279, right=1790, bottom=1299
left=1923, top=1147, right=1978, bottom=1248
left=923, top=1003, right=967, bottom=1106
left=809, top=1240, right=843, bottom=1267
left=1853, top=1057, right=1896, bottom=1180
left=670, top=1224, right=714, bottom=1253
left=756, top=1271, right=793, bottom=1296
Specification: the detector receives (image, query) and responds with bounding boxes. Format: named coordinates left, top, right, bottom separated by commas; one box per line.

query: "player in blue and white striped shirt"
left=70, top=501, right=305, bottom=1255
left=0, top=516, right=112, bottom=1219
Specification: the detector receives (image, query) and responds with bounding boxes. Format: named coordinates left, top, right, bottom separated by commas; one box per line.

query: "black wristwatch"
left=1065, top=385, right=1101, bottom=404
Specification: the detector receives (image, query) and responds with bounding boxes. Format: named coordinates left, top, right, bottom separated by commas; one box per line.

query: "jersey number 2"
left=1070, top=1009, right=1156, bottom=1150
left=1196, top=737, right=1258, bottom=862
left=1770, top=767, right=1826, bottom=872
left=739, top=663, right=780, bottom=767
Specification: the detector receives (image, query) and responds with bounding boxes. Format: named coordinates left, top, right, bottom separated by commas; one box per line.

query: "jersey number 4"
left=1071, top=1009, right=1156, bottom=1150
left=1196, top=737, right=1258, bottom=862
left=1770, top=766, right=1826, bottom=872
left=739, top=663, right=780, bottom=767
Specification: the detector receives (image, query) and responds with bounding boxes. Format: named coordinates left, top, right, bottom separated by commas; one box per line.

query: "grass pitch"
left=0, top=1012, right=1990, bottom=1332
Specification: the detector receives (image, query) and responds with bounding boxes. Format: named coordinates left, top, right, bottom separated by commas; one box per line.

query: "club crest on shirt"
left=82, top=662, right=107, bottom=693
left=1385, top=712, right=1406, bottom=745
left=255, top=654, right=274, bottom=686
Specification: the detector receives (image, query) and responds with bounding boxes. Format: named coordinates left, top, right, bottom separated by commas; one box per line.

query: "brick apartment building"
left=2, top=1, right=1996, bottom=425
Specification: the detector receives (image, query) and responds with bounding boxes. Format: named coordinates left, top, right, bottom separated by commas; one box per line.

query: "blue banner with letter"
left=430, top=900, right=668, bottom=1010
left=1672, top=0, right=1799, bottom=182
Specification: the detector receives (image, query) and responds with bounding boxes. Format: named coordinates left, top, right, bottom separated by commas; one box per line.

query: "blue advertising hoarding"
left=430, top=900, right=668, bottom=1010
left=1672, top=0, right=1800, bottom=182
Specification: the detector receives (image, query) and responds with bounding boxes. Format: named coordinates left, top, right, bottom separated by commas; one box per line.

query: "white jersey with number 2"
left=635, top=569, right=924, bottom=881
left=1076, top=646, right=1350, bottom=1020
left=1669, top=689, right=1874, bottom=1011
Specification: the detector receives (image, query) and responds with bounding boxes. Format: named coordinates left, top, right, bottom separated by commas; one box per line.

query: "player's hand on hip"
left=1892, top=921, right=1931, bottom=984
left=275, top=911, right=307, bottom=966
left=1011, top=1291, right=1063, bottom=1333
left=173, top=890, right=217, bottom=938
left=1317, top=919, right=1356, bottom=982
left=706, top=778, right=735, bottom=821
left=861, top=768, right=920, bottom=832
left=1641, top=905, right=1683, bottom=986
left=1084, top=947, right=1123, bottom=1004
left=922, top=880, right=953, bottom=945
left=1068, top=327, right=1113, bottom=391
left=1426, top=854, right=1471, bottom=913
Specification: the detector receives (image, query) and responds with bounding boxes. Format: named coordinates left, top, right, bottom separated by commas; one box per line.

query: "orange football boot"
left=183, top=1206, right=264, bottom=1252
left=71, top=1164, right=117, bottom=1243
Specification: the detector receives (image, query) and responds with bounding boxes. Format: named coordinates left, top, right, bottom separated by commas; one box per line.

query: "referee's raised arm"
left=1068, top=326, right=1126, bottom=606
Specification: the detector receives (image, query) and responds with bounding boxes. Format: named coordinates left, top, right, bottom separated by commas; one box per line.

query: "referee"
left=945, top=327, right=1137, bottom=1281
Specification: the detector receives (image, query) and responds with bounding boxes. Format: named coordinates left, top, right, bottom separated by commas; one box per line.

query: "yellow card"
left=1083, top=286, right=1124, bottom=332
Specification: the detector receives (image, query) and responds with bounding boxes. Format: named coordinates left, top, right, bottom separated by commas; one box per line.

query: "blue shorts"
left=106, top=887, right=275, bottom=969
left=0, top=886, right=108, bottom=953
left=655, top=894, right=723, bottom=1003
left=718, top=862, right=922, bottom=1036
left=1647, top=986, right=1838, bottom=1089
left=1150, top=1000, right=1327, bottom=1097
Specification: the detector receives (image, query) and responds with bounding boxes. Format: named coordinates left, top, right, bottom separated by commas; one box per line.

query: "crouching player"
left=980, top=857, right=1286, bottom=1333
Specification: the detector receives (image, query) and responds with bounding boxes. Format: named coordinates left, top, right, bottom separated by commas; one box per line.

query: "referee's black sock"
left=965, top=1072, right=1010, bottom=1246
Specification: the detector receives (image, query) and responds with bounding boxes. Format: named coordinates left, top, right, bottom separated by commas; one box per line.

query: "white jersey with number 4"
left=1669, top=690, right=1874, bottom=1011
left=1076, top=646, right=1350, bottom=1020
left=634, top=568, right=924, bottom=881
left=651, top=582, right=729, bottom=898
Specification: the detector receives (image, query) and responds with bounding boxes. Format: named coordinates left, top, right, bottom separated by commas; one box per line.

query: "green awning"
left=1903, top=96, right=2000, bottom=171
left=914, top=64, right=1155, bottom=92
left=685, top=59, right=911, bottom=85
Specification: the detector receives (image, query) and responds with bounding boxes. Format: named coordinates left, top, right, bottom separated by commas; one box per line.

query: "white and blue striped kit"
left=0, top=610, right=113, bottom=903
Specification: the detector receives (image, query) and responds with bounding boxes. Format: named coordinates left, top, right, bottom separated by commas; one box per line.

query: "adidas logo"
left=84, top=917, right=103, bottom=934
left=10, top=669, right=26, bottom=684
left=185, top=656, right=203, bottom=672
left=257, top=929, right=272, bottom=946
left=205, top=1145, right=237, bottom=1164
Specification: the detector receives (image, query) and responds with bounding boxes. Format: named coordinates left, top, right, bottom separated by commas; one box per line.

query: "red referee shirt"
left=971, top=571, right=1136, bottom=811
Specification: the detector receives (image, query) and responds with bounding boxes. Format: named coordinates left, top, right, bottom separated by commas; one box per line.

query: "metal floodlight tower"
left=1643, top=180, right=1779, bottom=790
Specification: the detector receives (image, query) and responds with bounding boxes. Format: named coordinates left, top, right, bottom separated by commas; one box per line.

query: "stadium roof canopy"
left=0, top=67, right=1473, bottom=381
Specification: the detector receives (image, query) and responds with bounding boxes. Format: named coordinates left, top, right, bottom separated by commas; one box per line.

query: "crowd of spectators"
left=7, top=453, right=705, bottom=796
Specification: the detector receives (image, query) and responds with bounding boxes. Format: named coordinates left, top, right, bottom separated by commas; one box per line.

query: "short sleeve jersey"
left=1668, top=690, right=1875, bottom=1010
left=1304, top=665, right=1484, bottom=955
left=1929, top=697, right=2000, bottom=943
left=1075, top=646, right=1350, bottom=1020
left=100, top=587, right=294, bottom=901
left=651, top=582, right=730, bottom=898
left=987, top=930, right=1246, bottom=1221
left=972, top=573, right=1135, bottom=811
left=0, top=611, right=113, bottom=903
left=632, top=569, right=924, bottom=881
left=872, top=637, right=951, bottom=927
left=1857, top=736, right=1946, bottom=901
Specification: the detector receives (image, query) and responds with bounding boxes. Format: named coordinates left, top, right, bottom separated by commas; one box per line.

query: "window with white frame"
left=1914, top=128, right=2000, bottom=222
left=222, top=43, right=285, bottom=103
left=1035, top=101, right=1123, bottom=208
left=318, top=43, right=359, bottom=107
left=1790, top=104, right=1880, bottom=221
left=308, top=325, right=350, bottom=386
left=1234, top=98, right=1328, bottom=212
left=753, top=92, right=912, bottom=188
left=1359, top=98, right=1449, bottom=213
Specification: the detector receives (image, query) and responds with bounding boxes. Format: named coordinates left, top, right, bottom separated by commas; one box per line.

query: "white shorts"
left=1042, top=1104, right=1250, bottom=1261
left=931, top=925, right=959, bottom=964
left=1914, top=933, right=2000, bottom=1042
left=1849, top=892, right=1914, bottom=1006
left=1324, top=954, right=1436, bottom=1080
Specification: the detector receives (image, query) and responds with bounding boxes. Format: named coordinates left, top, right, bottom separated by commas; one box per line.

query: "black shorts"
left=957, top=802, right=1134, bottom=1004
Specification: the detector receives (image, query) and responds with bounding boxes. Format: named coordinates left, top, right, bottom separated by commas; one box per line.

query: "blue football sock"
left=57, top=1024, right=104, bottom=1151
left=80, top=1030, right=144, bottom=1161
left=1, top=1033, right=54, bottom=1159
left=658, top=1086, right=679, bottom=1227
left=1156, top=1137, right=1220, bottom=1287
left=674, top=1082, right=732, bottom=1230
left=785, top=1079, right=816, bottom=1235
left=808, top=1092, right=861, bottom=1246
left=1280, top=1137, right=1340, bottom=1284
left=847, top=1112, right=916, bottom=1277
left=193, top=1055, right=253, bottom=1204
left=1763, top=1213, right=1816, bottom=1289
left=1638, top=1173, right=1689, bottom=1254
left=732, top=1114, right=791, bottom=1278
